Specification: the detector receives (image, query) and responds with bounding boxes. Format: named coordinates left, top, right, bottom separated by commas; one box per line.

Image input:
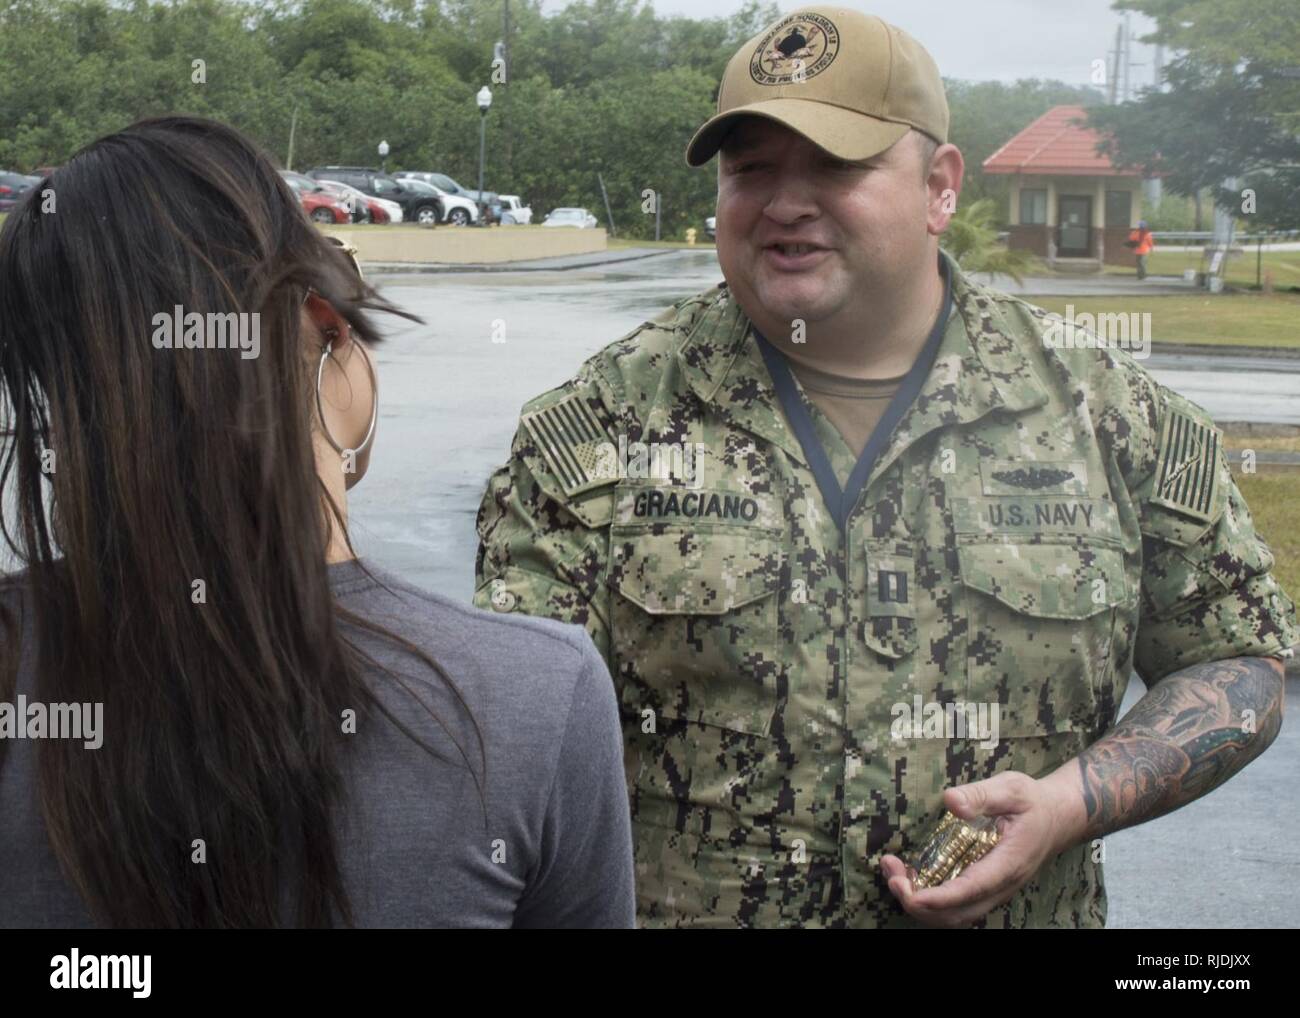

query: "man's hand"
left=880, top=769, right=1081, bottom=928
left=879, top=656, right=1284, bottom=927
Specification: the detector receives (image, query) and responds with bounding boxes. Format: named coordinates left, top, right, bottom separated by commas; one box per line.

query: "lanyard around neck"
left=754, top=254, right=953, bottom=533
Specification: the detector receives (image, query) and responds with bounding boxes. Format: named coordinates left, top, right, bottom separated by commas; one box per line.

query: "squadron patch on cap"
left=750, top=13, right=840, bottom=86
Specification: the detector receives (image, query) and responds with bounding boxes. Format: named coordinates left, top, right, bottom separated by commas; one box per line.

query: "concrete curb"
left=1150, top=341, right=1300, bottom=360
left=362, top=247, right=679, bottom=276
left=988, top=273, right=1197, bottom=297
left=1220, top=450, right=1300, bottom=466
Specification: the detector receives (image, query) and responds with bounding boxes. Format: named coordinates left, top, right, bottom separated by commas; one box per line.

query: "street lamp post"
left=476, top=86, right=492, bottom=227
left=378, top=139, right=389, bottom=175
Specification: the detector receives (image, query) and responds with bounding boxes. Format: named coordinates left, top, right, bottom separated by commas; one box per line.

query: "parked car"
left=284, top=170, right=368, bottom=222
left=306, top=166, right=441, bottom=225
left=317, top=179, right=404, bottom=224
left=280, top=169, right=318, bottom=191
left=464, top=190, right=503, bottom=224
left=393, top=176, right=475, bottom=226
left=0, top=171, right=40, bottom=212
left=394, top=172, right=489, bottom=225
left=705, top=215, right=716, bottom=240
left=396, top=170, right=473, bottom=200
left=542, top=207, right=599, bottom=229
left=498, top=195, right=533, bottom=225
left=310, top=179, right=372, bottom=223
left=279, top=170, right=352, bottom=224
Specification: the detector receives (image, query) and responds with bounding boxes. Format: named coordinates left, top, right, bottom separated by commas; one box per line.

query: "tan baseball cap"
left=685, top=5, right=948, bottom=167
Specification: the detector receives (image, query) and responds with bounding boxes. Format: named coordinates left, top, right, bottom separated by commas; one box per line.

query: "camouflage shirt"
left=474, top=249, right=1298, bottom=928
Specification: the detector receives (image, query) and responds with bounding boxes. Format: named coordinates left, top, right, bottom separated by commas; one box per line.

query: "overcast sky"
left=540, top=0, right=1161, bottom=88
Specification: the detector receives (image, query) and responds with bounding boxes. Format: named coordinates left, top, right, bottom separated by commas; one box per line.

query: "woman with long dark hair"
left=0, top=116, right=633, bottom=928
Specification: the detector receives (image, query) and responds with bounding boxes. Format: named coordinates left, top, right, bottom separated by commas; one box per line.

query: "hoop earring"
left=316, top=336, right=378, bottom=456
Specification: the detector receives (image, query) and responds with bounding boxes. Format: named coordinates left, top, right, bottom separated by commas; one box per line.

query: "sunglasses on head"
left=302, top=236, right=363, bottom=305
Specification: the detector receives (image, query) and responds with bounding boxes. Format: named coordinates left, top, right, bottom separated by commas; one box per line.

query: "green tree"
left=1087, top=0, right=1300, bottom=230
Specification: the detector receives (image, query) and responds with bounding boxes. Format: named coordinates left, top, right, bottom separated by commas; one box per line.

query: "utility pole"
left=1121, top=13, right=1145, bottom=103
left=286, top=102, right=300, bottom=170
left=503, top=0, right=513, bottom=184
left=1145, top=41, right=1165, bottom=209
left=1208, top=175, right=1239, bottom=291
left=1122, top=14, right=1131, bottom=102
left=1108, top=24, right=1122, bottom=105
left=597, top=172, right=616, bottom=238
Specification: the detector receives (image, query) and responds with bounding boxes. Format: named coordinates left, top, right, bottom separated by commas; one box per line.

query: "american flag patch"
left=521, top=394, right=615, bottom=498
left=1151, top=405, right=1221, bottom=522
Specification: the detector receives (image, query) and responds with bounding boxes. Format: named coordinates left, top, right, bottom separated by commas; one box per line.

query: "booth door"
left=1058, top=196, right=1092, bottom=256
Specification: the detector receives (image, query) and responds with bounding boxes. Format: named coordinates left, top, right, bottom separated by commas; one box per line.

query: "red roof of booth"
left=982, top=105, right=1134, bottom=177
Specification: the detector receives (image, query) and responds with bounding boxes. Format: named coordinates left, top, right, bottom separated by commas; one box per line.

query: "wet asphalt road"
left=349, top=250, right=735, bottom=597
left=351, top=249, right=1298, bottom=928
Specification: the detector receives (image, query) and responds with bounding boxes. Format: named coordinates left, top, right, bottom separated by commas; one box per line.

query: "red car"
left=312, top=179, right=397, bottom=224
left=0, top=171, right=40, bottom=212
left=280, top=170, right=352, bottom=224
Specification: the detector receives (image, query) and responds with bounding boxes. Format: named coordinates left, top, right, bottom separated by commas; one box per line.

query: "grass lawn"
left=1235, top=467, right=1300, bottom=601
left=1222, top=434, right=1300, bottom=454
left=1030, top=293, right=1300, bottom=349
left=1105, top=249, right=1300, bottom=289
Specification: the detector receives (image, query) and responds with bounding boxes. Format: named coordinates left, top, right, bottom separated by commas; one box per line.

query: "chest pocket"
left=957, top=537, right=1127, bottom=739
left=606, top=518, right=783, bottom=737
left=947, top=488, right=1129, bottom=743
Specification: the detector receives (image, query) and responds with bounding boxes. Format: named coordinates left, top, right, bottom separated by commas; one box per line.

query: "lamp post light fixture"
left=378, top=139, right=389, bottom=174
left=476, top=86, right=492, bottom=227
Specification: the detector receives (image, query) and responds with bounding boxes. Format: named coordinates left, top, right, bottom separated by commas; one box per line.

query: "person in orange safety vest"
left=1127, top=220, right=1155, bottom=279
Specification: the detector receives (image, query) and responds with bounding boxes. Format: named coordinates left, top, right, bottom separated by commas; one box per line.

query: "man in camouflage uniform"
left=474, top=5, right=1297, bottom=927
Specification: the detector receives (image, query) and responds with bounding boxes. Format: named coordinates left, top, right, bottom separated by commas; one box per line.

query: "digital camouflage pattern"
left=474, top=248, right=1299, bottom=927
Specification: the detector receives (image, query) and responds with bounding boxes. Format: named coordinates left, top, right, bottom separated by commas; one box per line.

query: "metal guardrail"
left=992, top=229, right=1295, bottom=289
left=1151, top=230, right=1300, bottom=244
left=994, top=230, right=1300, bottom=245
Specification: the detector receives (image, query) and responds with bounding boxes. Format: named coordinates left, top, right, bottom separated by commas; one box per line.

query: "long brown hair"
left=0, top=116, right=478, bottom=927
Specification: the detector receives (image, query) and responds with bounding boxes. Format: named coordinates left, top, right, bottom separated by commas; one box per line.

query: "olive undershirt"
left=787, top=360, right=907, bottom=459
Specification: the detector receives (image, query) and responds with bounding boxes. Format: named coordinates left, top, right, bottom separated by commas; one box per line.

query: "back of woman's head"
left=0, top=116, right=405, bottom=927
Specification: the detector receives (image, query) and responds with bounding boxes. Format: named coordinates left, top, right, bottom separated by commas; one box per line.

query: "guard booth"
left=983, top=105, right=1152, bottom=271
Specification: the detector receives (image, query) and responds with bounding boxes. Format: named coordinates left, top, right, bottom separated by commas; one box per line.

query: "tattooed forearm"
left=1075, top=656, right=1285, bottom=840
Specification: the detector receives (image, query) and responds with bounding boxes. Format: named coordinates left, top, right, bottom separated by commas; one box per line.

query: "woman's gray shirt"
left=0, top=559, right=635, bottom=928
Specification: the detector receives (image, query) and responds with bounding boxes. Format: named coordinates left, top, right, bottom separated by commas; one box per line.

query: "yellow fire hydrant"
left=685, top=228, right=697, bottom=246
